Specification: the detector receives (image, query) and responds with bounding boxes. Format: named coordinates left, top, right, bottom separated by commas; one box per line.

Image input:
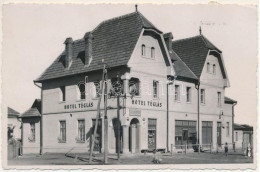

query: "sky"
left=2, top=4, right=257, bottom=126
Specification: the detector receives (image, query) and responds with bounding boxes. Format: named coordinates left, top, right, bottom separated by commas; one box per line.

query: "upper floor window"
left=186, top=87, right=191, bottom=102
left=60, top=86, right=66, bottom=102
left=151, top=47, right=155, bottom=58
left=213, top=64, right=216, bottom=74
left=226, top=122, right=230, bottom=137
left=77, top=82, right=86, bottom=100
left=29, top=122, right=35, bottom=142
left=94, top=81, right=101, bottom=98
left=153, top=80, right=159, bottom=98
left=59, top=121, right=66, bottom=142
left=78, top=120, right=85, bottom=142
left=129, top=78, right=140, bottom=96
left=217, top=92, right=222, bottom=106
left=110, top=78, right=124, bottom=96
left=200, top=89, right=205, bottom=104
left=141, top=44, right=146, bottom=56
left=207, top=62, right=210, bottom=73
left=174, top=85, right=180, bottom=101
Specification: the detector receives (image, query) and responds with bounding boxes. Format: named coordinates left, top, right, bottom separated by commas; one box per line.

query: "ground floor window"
left=29, top=122, right=35, bottom=142
left=202, top=121, right=213, bottom=147
left=78, top=120, right=85, bottom=142
left=59, top=121, right=66, bottom=142
left=175, top=120, right=196, bottom=149
left=148, top=119, right=157, bottom=150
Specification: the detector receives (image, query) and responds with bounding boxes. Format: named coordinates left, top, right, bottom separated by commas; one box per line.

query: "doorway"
left=129, top=118, right=140, bottom=153
left=92, top=119, right=102, bottom=152
left=148, top=119, right=157, bottom=150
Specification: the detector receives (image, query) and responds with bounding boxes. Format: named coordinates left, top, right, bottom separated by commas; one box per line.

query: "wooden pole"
left=171, top=144, right=173, bottom=157
left=117, top=74, right=121, bottom=160
left=104, top=66, right=108, bottom=164
left=89, top=64, right=105, bottom=163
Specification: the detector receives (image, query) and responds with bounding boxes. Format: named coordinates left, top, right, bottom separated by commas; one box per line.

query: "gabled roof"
left=8, top=107, right=19, bottom=118
left=21, top=99, right=41, bottom=118
left=35, top=12, right=161, bottom=82
left=169, top=50, right=198, bottom=80
left=172, top=35, right=222, bottom=78
left=224, top=96, right=237, bottom=104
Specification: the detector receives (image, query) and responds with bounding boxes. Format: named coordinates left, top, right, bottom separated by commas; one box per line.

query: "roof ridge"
left=201, top=35, right=222, bottom=52
left=172, top=35, right=202, bottom=44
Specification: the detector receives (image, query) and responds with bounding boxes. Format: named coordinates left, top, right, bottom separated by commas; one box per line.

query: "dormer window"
left=59, top=86, right=66, bottom=102
left=213, top=64, right=216, bottom=74
left=141, top=44, right=146, bottom=56
left=207, top=62, right=210, bottom=73
left=151, top=47, right=155, bottom=58
left=77, top=82, right=86, bottom=100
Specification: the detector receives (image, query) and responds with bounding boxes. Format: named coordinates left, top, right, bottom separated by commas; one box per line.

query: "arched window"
left=77, top=82, right=86, bottom=100
left=207, top=62, right=210, bottom=73
left=213, top=64, right=216, bottom=74
left=151, top=47, right=155, bottom=58
left=141, top=44, right=146, bottom=56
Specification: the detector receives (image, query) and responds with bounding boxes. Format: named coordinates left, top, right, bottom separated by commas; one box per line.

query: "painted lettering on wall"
left=64, top=102, right=93, bottom=110
left=131, top=99, right=162, bottom=107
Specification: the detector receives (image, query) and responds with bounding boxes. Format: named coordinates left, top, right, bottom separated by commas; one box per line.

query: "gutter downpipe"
left=166, top=77, right=174, bottom=152
left=34, top=81, right=43, bottom=155
left=195, top=80, right=200, bottom=147
left=232, top=102, right=237, bottom=146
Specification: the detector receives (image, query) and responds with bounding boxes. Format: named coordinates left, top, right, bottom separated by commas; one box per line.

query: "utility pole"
left=195, top=80, right=200, bottom=152
left=117, top=74, right=121, bottom=160
left=89, top=63, right=105, bottom=163
left=104, top=65, right=108, bottom=164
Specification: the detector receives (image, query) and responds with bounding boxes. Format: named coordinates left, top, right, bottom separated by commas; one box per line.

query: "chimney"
left=163, top=32, right=173, bottom=51
left=64, top=37, right=73, bottom=68
left=84, top=32, right=94, bottom=66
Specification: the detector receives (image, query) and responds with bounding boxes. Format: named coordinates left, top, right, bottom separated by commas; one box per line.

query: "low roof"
left=234, top=123, right=253, bottom=131
left=172, top=35, right=222, bottom=78
left=8, top=107, right=19, bottom=118
left=224, top=96, right=237, bottom=104
left=35, top=12, right=161, bottom=82
left=21, top=99, right=41, bottom=118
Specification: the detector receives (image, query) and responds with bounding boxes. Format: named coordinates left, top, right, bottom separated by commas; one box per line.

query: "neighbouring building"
left=20, top=99, right=41, bottom=154
left=32, top=8, right=237, bottom=154
left=233, top=124, right=253, bottom=149
left=8, top=107, right=21, bottom=140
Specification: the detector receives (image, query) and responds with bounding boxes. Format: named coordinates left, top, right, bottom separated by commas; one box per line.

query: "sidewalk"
left=8, top=151, right=253, bottom=165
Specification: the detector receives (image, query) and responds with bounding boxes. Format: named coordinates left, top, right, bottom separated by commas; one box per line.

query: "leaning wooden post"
left=89, top=63, right=105, bottom=163
left=104, top=66, right=108, bottom=164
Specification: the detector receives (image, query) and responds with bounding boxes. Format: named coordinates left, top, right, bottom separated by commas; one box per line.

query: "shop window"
left=217, top=92, right=222, bottom=106
left=151, top=47, right=155, bottom=58
left=78, top=120, right=85, bottom=142
left=129, top=78, right=140, bottom=96
left=186, top=87, right=191, bottom=102
left=201, top=89, right=205, bottom=104
left=28, top=122, right=35, bottom=142
left=153, top=80, right=159, bottom=98
left=141, top=44, right=146, bottom=56
left=59, top=121, right=66, bottom=142
left=60, top=86, right=66, bottom=102
left=213, top=64, right=216, bottom=74
left=174, top=85, right=180, bottom=101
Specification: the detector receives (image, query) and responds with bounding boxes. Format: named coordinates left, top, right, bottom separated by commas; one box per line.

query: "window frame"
left=235, top=132, right=238, bottom=141
left=186, top=87, right=191, bottom=103
left=213, top=64, right=216, bottom=74
left=60, top=86, right=66, bottom=102
left=141, top=44, right=146, bottom=57
left=200, top=89, right=205, bottom=104
left=174, top=85, right=180, bottom=101
left=153, top=80, right=159, bottom=99
left=78, top=119, right=85, bottom=142
left=207, top=62, right=210, bottom=73
left=77, top=82, right=86, bottom=100
left=29, top=122, right=35, bottom=142
left=217, top=92, right=222, bottom=107
left=151, top=47, right=155, bottom=58
left=59, top=120, right=66, bottom=142
left=226, top=122, right=230, bottom=137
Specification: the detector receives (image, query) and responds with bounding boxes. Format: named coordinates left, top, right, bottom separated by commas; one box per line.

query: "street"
left=8, top=151, right=253, bottom=165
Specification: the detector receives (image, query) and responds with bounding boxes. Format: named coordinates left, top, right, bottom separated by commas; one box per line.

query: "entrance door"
left=92, top=119, right=102, bottom=152
left=129, top=118, right=140, bottom=153
left=182, top=129, right=188, bottom=145
left=148, top=119, right=157, bottom=150
left=217, top=122, right=222, bottom=147
left=202, top=121, right=213, bottom=148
